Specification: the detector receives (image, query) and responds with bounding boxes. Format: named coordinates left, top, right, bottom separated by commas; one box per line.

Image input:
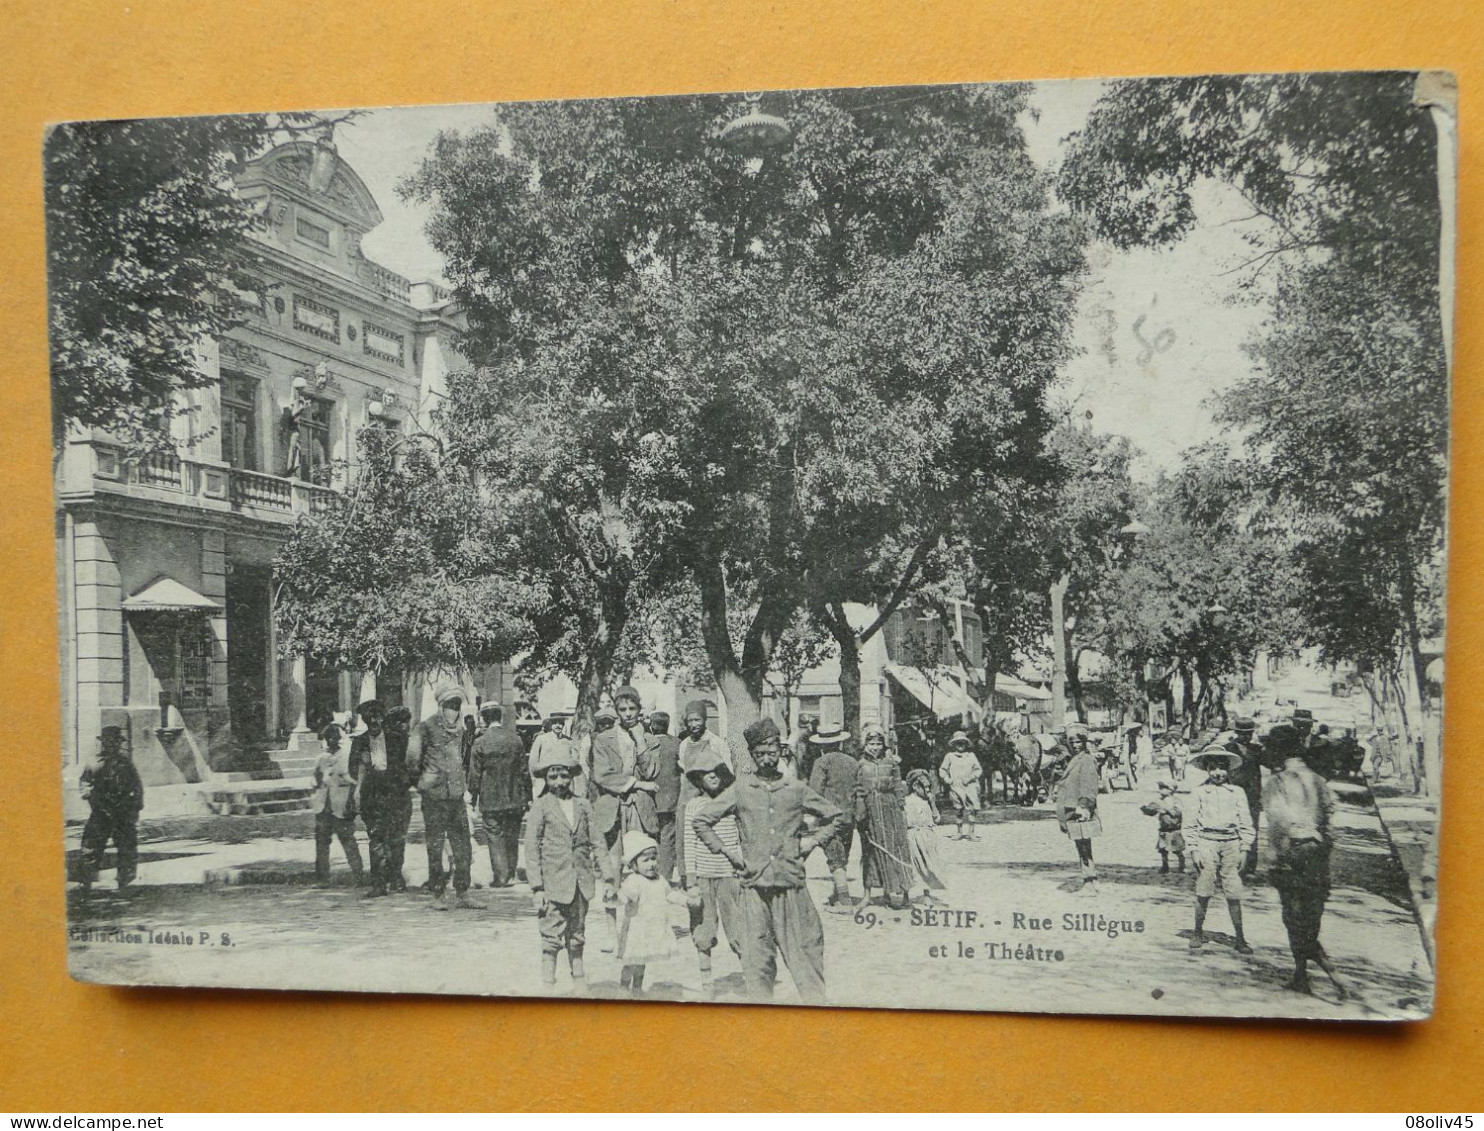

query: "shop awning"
left=122, top=577, right=221, bottom=614
left=993, top=674, right=1053, bottom=702
left=884, top=663, right=982, bottom=721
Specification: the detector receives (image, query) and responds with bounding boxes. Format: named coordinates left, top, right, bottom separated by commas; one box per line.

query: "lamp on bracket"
left=368, top=388, right=399, bottom=417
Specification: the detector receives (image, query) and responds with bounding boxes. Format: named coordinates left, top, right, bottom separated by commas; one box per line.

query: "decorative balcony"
left=70, top=440, right=342, bottom=527
left=231, top=468, right=294, bottom=510
left=138, top=449, right=184, bottom=490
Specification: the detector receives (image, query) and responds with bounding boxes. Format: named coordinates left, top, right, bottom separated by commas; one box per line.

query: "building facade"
left=56, top=139, right=463, bottom=806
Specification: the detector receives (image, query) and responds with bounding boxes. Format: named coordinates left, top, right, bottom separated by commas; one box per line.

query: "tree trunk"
left=1179, top=661, right=1195, bottom=736
left=570, top=587, right=629, bottom=741
left=1398, top=555, right=1438, bottom=797
left=696, top=559, right=763, bottom=748
left=1049, top=574, right=1069, bottom=730
left=819, top=602, right=864, bottom=737
left=1066, top=642, right=1087, bottom=724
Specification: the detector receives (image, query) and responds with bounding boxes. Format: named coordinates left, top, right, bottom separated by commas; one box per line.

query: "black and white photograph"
left=49, top=71, right=1451, bottom=1020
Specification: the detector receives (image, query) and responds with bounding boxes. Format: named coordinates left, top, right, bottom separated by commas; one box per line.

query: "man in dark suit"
left=525, top=744, right=597, bottom=990
left=1225, top=716, right=1266, bottom=875
left=349, top=698, right=413, bottom=898
left=647, top=710, right=683, bottom=881
left=79, top=726, right=144, bottom=891
left=469, top=702, right=530, bottom=887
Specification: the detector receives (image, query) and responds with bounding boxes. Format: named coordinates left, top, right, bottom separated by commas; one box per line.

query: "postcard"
left=51, top=71, right=1449, bottom=1018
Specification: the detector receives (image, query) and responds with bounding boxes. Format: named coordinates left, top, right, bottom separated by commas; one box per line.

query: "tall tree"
left=404, top=87, right=1085, bottom=741
left=1062, top=71, right=1448, bottom=768
left=273, top=428, right=540, bottom=684
left=1093, top=445, right=1302, bottom=730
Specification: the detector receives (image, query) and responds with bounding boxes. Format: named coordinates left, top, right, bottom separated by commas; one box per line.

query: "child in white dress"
left=617, top=831, right=685, bottom=997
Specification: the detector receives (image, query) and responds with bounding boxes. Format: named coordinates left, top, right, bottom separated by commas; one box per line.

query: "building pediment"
left=240, top=140, right=384, bottom=234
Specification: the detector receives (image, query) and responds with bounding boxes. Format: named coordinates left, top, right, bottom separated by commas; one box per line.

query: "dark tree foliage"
left=273, top=430, right=542, bottom=677
left=44, top=113, right=324, bottom=448
left=403, top=86, right=1085, bottom=737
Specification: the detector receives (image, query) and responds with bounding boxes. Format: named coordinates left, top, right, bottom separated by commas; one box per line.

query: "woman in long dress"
left=903, top=768, right=947, bottom=904
left=855, top=724, right=915, bottom=910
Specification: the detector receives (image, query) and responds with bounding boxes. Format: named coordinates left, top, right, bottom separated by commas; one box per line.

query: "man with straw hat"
left=1185, top=745, right=1256, bottom=954
left=350, top=698, right=413, bottom=898
left=1263, top=722, right=1350, bottom=998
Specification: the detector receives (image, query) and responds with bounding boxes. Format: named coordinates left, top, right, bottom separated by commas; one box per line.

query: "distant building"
left=55, top=139, right=464, bottom=805
left=788, top=601, right=1051, bottom=743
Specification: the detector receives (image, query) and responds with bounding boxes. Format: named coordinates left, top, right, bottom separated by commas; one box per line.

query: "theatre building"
left=55, top=139, right=464, bottom=812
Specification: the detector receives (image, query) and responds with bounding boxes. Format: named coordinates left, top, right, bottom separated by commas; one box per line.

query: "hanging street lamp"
left=719, top=92, right=792, bottom=157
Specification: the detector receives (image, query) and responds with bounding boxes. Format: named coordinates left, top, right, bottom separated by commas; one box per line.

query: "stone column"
left=72, top=518, right=125, bottom=768
left=200, top=530, right=228, bottom=772
left=289, top=654, right=314, bottom=751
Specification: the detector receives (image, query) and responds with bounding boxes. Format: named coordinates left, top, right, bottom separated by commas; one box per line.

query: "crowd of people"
left=1042, top=708, right=1354, bottom=999
left=73, top=684, right=1372, bottom=1002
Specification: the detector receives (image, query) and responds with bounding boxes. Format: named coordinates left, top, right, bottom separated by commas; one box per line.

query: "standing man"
left=679, top=699, right=738, bottom=776
left=692, top=717, right=846, bottom=1004
left=78, top=726, right=144, bottom=891
left=312, top=722, right=365, bottom=886
left=590, top=686, right=660, bottom=938
left=807, top=728, right=860, bottom=909
left=469, top=702, right=530, bottom=888
left=647, top=710, right=683, bottom=882
left=1263, top=723, right=1349, bottom=998
left=409, top=683, right=480, bottom=911
left=795, top=714, right=822, bottom=783
left=676, top=698, right=740, bottom=883
left=1186, top=747, right=1256, bottom=955
left=350, top=698, right=414, bottom=898
left=1225, top=716, right=1266, bottom=876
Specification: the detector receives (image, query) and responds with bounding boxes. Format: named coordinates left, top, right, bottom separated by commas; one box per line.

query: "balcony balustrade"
left=80, top=441, right=342, bottom=524
left=231, top=467, right=294, bottom=510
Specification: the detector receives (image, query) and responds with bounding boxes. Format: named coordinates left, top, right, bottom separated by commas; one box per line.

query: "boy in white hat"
left=1186, top=748, right=1256, bottom=954
left=616, top=830, right=686, bottom=997
left=938, top=730, right=983, bottom=841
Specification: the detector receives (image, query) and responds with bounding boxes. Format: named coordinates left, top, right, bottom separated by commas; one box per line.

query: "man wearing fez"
left=1262, top=723, right=1350, bottom=999
left=647, top=710, right=683, bottom=881
left=408, top=683, right=480, bottom=910
left=590, top=685, right=660, bottom=934
left=469, top=702, right=530, bottom=888
left=1225, top=716, right=1266, bottom=876
left=693, top=717, right=846, bottom=1003
left=1186, top=747, right=1256, bottom=955
left=351, top=698, right=414, bottom=897
left=78, top=725, right=144, bottom=891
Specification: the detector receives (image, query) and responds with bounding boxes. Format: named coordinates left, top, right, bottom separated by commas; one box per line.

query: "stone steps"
left=203, top=778, right=316, bottom=816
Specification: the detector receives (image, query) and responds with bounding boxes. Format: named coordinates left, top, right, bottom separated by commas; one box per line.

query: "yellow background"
left=2, top=0, right=1482, bottom=1112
